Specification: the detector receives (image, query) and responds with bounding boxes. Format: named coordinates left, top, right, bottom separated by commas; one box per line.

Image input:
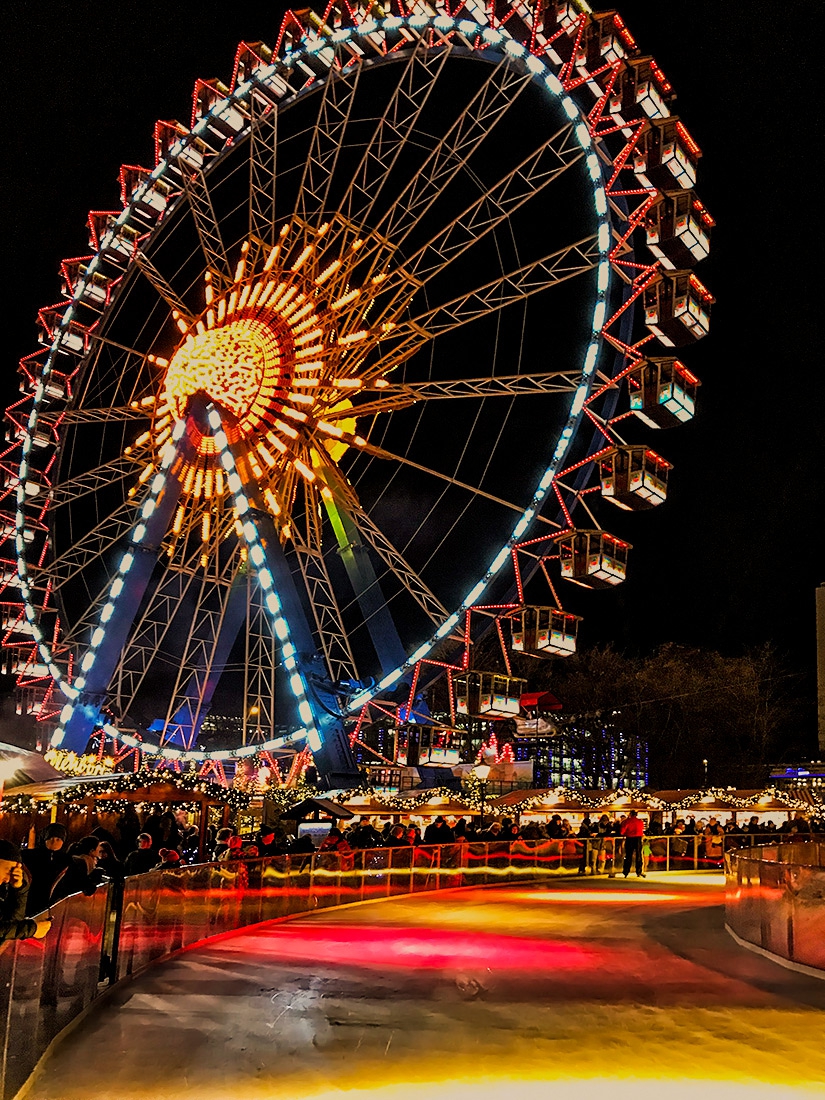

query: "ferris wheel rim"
left=13, top=8, right=615, bottom=762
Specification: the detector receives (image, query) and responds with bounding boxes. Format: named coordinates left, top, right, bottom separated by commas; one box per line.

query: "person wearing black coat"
left=21, top=823, right=71, bottom=915
left=51, top=837, right=106, bottom=902
left=124, top=834, right=160, bottom=876
left=1, top=840, right=52, bottom=942
left=257, top=826, right=286, bottom=858
left=384, top=825, right=410, bottom=847
left=423, top=816, right=454, bottom=844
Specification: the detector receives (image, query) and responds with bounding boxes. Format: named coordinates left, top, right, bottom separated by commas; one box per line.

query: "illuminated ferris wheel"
left=2, top=1, right=713, bottom=785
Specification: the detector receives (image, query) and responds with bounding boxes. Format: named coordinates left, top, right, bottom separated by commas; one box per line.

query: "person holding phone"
left=0, top=840, right=52, bottom=942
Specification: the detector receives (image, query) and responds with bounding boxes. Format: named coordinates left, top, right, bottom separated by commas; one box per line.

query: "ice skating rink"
left=20, top=873, right=825, bottom=1100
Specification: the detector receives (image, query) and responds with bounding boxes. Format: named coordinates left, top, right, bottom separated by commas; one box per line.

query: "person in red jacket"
left=620, top=810, right=645, bottom=878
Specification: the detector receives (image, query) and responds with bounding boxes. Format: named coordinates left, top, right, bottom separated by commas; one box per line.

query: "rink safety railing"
left=0, top=832, right=820, bottom=1099
left=725, top=841, right=825, bottom=975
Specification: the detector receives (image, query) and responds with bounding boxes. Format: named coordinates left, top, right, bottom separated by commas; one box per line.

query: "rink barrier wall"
left=1, top=833, right=817, bottom=1099
left=725, top=841, right=825, bottom=976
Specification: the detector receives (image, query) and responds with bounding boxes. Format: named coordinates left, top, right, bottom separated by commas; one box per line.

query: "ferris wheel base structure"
left=3, top=1, right=714, bottom=787
left=56, top=400, right=366, bottom=787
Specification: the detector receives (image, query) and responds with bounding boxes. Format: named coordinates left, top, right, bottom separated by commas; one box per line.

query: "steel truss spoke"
left=249, top=99, right=278, bottom=245
left=396, top=122, right=583, bottom=285
left=158, top=558, right=241, bottom=745
left=343, top=504, right=449, bottom=627
left=356, top=437, right=552, bottom=523
left=294, top=62, right=363, bottom=225
left=243, top=573, right=278, bottom=743
left=134, top=250, right=193, bottom=320
left=365, top=235, right=600, bottom=376
left=325, top=371, right=583, bottom=422
left=182, top=168, right=232, bottom=285
left=375, top=59, right=534, bottom=250
left=113, top=535, right=240, bottom=723
left=44, top=500, right=136, bottom=596
left=39, top=406, right=150, bottom=427
left=85, top=331, right=156, bottom=365
left=291, top=484, right=359, bottom=686
left=48, top=448, right=150, bottom=509
left=336, top=39, right=454, bottom=232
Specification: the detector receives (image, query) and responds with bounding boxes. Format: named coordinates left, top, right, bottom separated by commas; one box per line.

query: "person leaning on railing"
left=0, top=840, right=52, bottom=943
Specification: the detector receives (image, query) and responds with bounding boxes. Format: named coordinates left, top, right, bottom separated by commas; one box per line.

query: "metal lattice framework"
left=2, top=1, right=712, bottom=779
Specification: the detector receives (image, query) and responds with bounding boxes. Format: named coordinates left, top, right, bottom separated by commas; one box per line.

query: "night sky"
left=1, top=2, right=819, bottom=692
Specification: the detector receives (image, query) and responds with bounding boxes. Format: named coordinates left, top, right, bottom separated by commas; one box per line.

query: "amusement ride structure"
left=1, top=0, right=713, bottom=787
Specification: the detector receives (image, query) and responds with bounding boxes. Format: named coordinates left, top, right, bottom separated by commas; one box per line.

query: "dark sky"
left=1, top=1, right=820, bottom=684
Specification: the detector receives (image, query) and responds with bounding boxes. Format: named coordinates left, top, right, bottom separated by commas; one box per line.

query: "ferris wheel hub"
left=163, top=317, right=290, bottom=443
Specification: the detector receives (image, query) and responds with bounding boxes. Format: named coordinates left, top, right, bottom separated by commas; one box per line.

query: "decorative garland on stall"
left=661, top=785, right=815, bottom=813
left=499, top=787, right=667, bottom=813
left=0, top=767, right=251, bottom=816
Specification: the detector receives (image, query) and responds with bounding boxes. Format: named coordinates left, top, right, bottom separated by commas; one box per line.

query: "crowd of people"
left=2, top=803, right=821, bottom=943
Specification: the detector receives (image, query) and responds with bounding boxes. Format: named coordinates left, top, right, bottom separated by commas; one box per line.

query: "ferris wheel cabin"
left=455, top=671, right=527, bottom=719
left=628, top=357, right=700, bottom=428
left=600, top=446, right=671, bottom=510
left=646, top=191, right=714, bottom=269
left=557, top=530, right=630, bottom=589
left=510, top=606, right=581, bottom=658
left=633, top=118, right=701, bottom=191
left=643, top=271, right=713, bottom=345
left=569, top=11, right=638, bottom=91
left=608, top=56, right=673, bottom=126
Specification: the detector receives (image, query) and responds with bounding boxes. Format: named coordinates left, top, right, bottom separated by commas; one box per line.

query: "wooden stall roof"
left=281, top=797, right=355, bottom=820
left=646, top=789, right=818, bottom=812
left=9, top=775, right=132, bottom=799
left=94, top=780, right=229, bottom=805
left=649, top=789, right=703, bottom=805
left=0, top=743, right=63, bottom=790
left=10, top=775, right=232, bottom=806
left=649, top=790, right=738, bottom=811
left=492, top=788, right=564, bottom=808
left=341, top=793, right=478, bottom=817
left=491, top=789, right=659, bottom=813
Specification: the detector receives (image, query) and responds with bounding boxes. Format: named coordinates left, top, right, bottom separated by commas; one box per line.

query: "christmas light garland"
left=0, top=768, right=251, bottom=816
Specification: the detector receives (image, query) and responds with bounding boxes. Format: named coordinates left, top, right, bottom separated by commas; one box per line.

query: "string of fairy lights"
left=0, top=775, right=817, bottom=819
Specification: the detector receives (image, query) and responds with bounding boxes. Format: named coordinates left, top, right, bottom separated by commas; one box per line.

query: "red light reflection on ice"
left=254, top=923, right=594, bottom=971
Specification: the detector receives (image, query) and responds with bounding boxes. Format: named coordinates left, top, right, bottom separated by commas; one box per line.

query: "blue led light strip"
left=205, top=404, right=318, bottom=754
left=51, top=418, right=188, bottom=746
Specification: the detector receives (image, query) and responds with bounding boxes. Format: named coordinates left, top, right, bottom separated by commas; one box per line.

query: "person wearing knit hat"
left=22, top=823, right=70, bottom=916
left=0, top=840, right=52, bottom=942
left=155, top=848, right=181, bottom=870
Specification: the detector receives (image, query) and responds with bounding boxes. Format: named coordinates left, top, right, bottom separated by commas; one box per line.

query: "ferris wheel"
left=2, top=0, right=713, bottom=786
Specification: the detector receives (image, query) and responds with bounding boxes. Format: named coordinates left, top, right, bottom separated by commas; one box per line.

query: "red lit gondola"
left=628, top=357, right=700, bottom=428
left=633, top=118, right=701, bottom=191
left=455, top=671, right=527, bottom=719
left=608, top=56, right=672, bottom=126
left=600, top=446, right=671, bottom=510
left=643, top=270, right=713, bottom=345
left=556, top=529, right=630, bottom=589
left=510, top=606, right=581, bottom=658
left=646, top=191, right=714, bottom=269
